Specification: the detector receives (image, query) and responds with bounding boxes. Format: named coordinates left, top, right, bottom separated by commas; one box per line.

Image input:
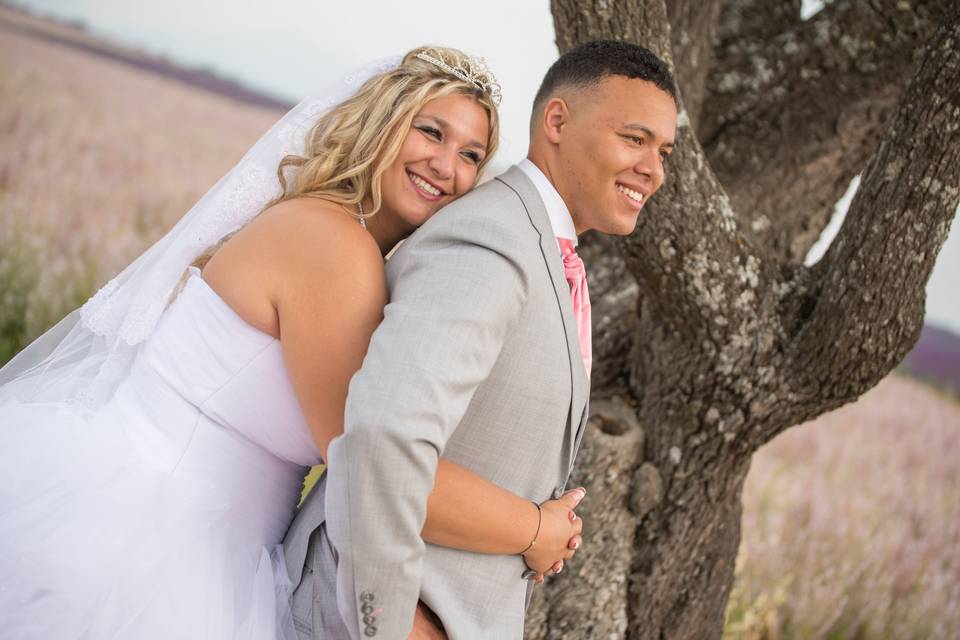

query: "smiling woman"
left=376, top=93, right=492, bottom=234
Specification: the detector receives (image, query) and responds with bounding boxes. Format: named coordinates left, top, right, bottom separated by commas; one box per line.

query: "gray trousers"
left=289, top=484, right=350, bottom=639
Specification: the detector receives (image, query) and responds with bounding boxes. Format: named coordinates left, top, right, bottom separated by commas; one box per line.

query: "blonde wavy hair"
left=273, top=45, right=500, bottom=215
left=188, top=45, right=501, bottom=273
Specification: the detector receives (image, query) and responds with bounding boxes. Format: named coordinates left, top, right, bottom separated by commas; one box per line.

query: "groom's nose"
left=633, top=146, right=664, bottom=190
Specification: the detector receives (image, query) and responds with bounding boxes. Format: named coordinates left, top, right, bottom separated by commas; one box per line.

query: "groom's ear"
left=540, top=97, right=570, bottom=145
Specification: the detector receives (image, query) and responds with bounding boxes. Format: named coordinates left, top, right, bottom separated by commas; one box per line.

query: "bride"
left=0, top=46, right=583, bottom=639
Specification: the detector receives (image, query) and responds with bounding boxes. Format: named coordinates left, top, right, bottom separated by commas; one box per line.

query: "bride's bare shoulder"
left=205, top=197, right=384, bottom=314
left=246, top=197, right=381, bottom=267
left=248, top=197, right=384, bottom=291
left=258, top=197, right=369, bottom=240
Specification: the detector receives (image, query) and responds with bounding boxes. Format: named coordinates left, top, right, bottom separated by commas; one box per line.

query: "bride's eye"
left=417, top=125, right=442, bottom=140
left=461, top=150, right=481, bottom=165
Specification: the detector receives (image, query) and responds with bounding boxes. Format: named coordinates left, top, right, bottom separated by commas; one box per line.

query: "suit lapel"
left=496, top=166, right=590, bottom=474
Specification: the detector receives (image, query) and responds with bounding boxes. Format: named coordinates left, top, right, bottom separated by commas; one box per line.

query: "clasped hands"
left=521, top=487, right=585, bottom=584
left=408, top=488, right=586, bottom=639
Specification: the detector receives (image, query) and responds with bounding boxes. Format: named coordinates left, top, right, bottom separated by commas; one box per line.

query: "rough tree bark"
left=526, top=1, right=960, bottom=638
left=702, top=0, right=954, bottom=263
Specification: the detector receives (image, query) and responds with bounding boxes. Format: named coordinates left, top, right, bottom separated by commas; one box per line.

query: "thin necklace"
left=358, top=201, right=366, bottom=229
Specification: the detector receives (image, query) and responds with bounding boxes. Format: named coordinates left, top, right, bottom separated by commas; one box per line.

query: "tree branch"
left=779, top=11, right=960, bottom=439
left=715, top=0, right=802, bottom=54
left=664, top=0, right=725, bottom=129
left=700, top=0, right=950, bottom=263
left=550, top=0, right=673, bottom=57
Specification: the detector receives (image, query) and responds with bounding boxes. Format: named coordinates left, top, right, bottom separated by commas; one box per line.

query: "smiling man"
left=529, top=56, right=677, bottom=236
left=285, top=40, right=678, bottom=639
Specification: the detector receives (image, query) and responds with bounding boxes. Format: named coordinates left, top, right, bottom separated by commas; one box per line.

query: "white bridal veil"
left=0, top=56, right=401, bottom=410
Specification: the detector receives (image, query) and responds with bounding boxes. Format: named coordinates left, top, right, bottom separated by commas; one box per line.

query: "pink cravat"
left=557, top=238, right=591, bottom=378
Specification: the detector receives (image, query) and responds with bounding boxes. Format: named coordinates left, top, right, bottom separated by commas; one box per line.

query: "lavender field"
left=2, top=9, right=958, bottom=639
left=725, top=375, right=960, bottom=639
left=0, top=6, right=282, bottom=361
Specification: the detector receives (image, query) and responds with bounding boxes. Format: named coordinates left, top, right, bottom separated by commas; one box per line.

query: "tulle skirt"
left=0, top=401, right=299, bottom=640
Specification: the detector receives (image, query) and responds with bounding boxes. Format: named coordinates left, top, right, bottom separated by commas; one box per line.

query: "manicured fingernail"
left=573, top=539, right=580, bottom=549
left=555, top=563, right=563, bottom=574
left=569, top=510, right=576, bottom=520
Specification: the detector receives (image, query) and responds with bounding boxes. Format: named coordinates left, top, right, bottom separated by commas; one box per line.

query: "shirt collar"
left=517, top=158, right=578, bottom=247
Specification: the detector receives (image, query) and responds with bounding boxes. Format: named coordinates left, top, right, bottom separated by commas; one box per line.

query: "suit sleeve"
left=323, top=205, right=530, bottom=639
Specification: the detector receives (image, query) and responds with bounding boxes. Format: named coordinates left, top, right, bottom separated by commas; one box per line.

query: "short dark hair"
left=532, top=40, right=677, bottom=120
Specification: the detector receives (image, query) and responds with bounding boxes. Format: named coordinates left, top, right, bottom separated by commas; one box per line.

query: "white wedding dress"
left=0, top=267, right=322, bottom=639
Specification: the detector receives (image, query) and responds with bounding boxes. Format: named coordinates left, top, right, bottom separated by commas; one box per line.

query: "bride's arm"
left=426, top=459, right=584, bottom=572
left=233, top=201, right=581, bottom=573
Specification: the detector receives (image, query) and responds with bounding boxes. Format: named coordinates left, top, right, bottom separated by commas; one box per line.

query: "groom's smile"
left=615, top=182, right=647, bottom=208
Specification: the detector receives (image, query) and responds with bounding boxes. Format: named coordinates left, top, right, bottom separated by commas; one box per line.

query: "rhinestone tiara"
left=415, top=50, right=502, bottom=106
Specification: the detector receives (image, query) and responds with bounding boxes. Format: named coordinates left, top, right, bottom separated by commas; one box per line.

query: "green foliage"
left=0, top=196, right=104, bottom=367
left=0, top=221, right=37, bottom=366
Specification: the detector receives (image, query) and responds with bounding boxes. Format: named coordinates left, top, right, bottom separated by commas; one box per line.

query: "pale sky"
left=16, top=0, right=559, bottom=171
left=12, top=0, right=960, bottom=333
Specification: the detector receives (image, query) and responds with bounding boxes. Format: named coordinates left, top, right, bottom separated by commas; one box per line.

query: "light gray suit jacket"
left=282, top=166, right=591, bottom=639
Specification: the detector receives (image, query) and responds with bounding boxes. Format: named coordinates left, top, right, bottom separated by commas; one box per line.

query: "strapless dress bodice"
left=99, top=268, right=322, bottom=544
left=115, top=269, right=319, bottom=464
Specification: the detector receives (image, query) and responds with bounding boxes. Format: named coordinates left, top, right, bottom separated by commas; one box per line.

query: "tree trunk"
left=528, top=1, right=960, bottom=638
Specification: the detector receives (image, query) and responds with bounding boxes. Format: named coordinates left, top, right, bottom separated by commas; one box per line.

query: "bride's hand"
left=522, top=488, right=585, bottom=578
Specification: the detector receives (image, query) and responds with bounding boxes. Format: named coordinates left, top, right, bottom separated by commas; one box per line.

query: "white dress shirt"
left=517, top=158, right=577, bottom=249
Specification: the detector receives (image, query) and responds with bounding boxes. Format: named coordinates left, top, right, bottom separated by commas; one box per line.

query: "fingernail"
left=555, top=563, right=563, bottom=574
left=573, top=539, right=580, bottom=549
left=569, top=510, right=576, bottom=521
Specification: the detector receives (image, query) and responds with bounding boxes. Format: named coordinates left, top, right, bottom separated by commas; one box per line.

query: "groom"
left=284, top=40, right=678, bottom=639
